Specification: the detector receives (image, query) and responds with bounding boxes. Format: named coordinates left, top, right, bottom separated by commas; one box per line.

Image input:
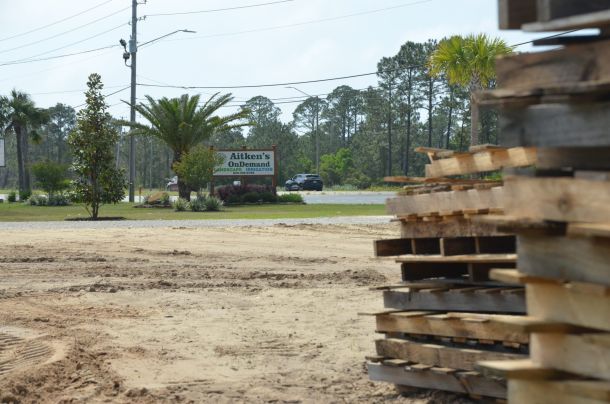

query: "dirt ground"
left=0, top=223, right=471, bottom=403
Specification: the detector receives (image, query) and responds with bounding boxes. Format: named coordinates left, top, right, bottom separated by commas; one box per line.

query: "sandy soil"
left=0, top=223, right=470, bottom=403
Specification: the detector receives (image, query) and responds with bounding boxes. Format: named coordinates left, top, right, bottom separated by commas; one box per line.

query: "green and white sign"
left=213, top=150, right=275, bottom=176
left=0, top=138, right=4, bottom=167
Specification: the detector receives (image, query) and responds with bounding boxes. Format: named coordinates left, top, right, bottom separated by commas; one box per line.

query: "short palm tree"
left=1, top=90, right=48, bottom=195
left=429, top=34, right=512, bottom=146
left=125, top=93, right=249, bottom=200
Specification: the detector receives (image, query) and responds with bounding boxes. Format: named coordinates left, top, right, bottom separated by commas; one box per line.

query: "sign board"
left=0, top=138, right=4, bottom=167
left=213, top=149, right=275, bottom=177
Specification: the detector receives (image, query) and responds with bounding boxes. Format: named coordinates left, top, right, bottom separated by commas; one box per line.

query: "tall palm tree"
left=1, top=90, right=48, bottom=195
left=125, top=93, right=249, bottom=200
left=428, top=34, right=512, bottom=146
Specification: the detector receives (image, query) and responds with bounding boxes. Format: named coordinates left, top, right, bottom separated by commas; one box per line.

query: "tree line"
left=0, top=35, right=510, bottom=192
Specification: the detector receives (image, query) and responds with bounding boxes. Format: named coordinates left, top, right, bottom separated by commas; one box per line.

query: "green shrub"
left=173, top=198, right=189, bottom=212
left=260, top=192, right=277, bottom=203
left=225, top=194, right=242, bottom=205
left=278, top=193, right=304, bottom=203
left=31, top=161, right=70, bottom=197
left=48, top=194, right=71, bottom=206
left=19, top=189, right=31, bottom=201
left=189, top=197, right=206, bottom=212
left=29, top=195, right=48, bottom=206
left=205, top=196, right=222, bottom=211
left=242, top=192, right=260, bottom=204
left=7, top=191, right=16, bottom=203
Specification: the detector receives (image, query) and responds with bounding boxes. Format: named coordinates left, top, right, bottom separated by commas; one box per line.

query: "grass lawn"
left=0, top=202, right=387, bottom=222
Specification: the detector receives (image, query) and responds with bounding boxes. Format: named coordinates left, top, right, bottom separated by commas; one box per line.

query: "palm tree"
left=428, top=34, right=512, bottom=146
left=1, top=90, right=48, bottom=195
left=125, top=93, right=249, bottom=200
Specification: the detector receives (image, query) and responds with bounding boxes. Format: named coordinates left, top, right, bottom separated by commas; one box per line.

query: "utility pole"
left=128, top=0, right=138, bottom=202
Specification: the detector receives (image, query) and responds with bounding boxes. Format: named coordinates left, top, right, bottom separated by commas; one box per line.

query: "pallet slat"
left=383, top=289, right=526, bottom=314
left=367, top=362, right=507, bottom=398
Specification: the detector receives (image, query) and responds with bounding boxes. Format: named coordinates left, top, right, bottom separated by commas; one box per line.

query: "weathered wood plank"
left=400, top=218, right=506, bottom=239
left=537, top=147, right=610, bottom=170
left=496, top=39, right=610, bottom=90
left=531, top=333, right=610, bottom=381
left=568, top=222, right=610, bottom=238
left=518, top=234, right=610, bottom=286
left=367, top=362, right=506, bottom=398
left=374, top=238, right=413, bottom=257
left=509, top=379, right=610, bottom=404
left=397, top=254, right=516, bottom=264
left=524, top=9, right=610, bottom=31
left=498, top=0, right=537, bottom=29
left=537, top=1, right=610, bottom=22
left=387, top=187, right=504, bottom=217
left=477, top=358, right=566, bottom=380
left=424, top=147, right=536, bottom=177
left=504, top=176, right=610, bottom=223
left=383, top=289, right=526, bottom=314
left=527, top=282, right=610, bottom=332
left=499, top=102, right=610, bottom=147
left=376, top=338, right=524, bottom=371
left=375, top=312, right=529, bottom=343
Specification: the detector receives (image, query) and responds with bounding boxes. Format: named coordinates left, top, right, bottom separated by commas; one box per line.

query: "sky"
left=0, top=0, right=557, bottom=122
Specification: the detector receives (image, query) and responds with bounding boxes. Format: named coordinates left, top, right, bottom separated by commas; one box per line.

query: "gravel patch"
left=0, top=215, right=393, bottom=230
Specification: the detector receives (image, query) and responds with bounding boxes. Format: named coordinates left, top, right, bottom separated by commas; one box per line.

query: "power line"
left=0, top=0, right=115, bottom=43
left=0, top=45, right=117, bottom=67
left=7, top=23, right=127, bottom=64
left=0, top=6, right=130, bottom=55
left=72, top=85, right=131, bottom=109
left=162, top=0, right=433, bottom=44
left=511, top=28, right=582, bottom=47
left=30, top=84, right=130, bottom=96
left=145, top=0, right=296, bottom=17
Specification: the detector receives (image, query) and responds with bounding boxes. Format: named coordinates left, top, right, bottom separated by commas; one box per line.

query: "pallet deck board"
left=383, top=289, right=526, bottom=314
left=531, top=333, right=610, bottom=381
left=375, top=338, right=525, bottom=371
left=509, top=379, right=610, bottom=404
left=400, top=218, right=505, bottom=239
left=375, top=312, right=529, bottom=343
left=422, top=147, right=536, bottom=177
left=518, top=233, right=610, bottom=286
left=387, top=187, right=504, bottom=217
left=367, top=362, right=507, bottom=398
left=504, top=176, right=610, bottom=223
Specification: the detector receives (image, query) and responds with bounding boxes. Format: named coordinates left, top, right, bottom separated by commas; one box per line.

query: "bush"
left=205, top=196, right=222, bottom=211
left=19, top=189, right=31, bottom=201
left=31, top=161, right=70, bottom=197
left=7, top=191, right=16, bottom=203
left=260, top=192, right=277, bottom=203
left=29, top=195, right=48, bottom=206
left=48, top=194, right=71, bottom=206
left=216, top=184, right=276, bottom=205
left=189, top=197, right=206, bottom=212
left=173, top=198, right=189, bottom=212
left=278, top=193, right=304, bottom=203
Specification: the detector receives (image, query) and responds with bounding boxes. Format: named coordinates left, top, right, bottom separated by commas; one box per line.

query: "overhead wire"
left=0, top=5, right=130, bottom=55
left=144, top=0, right=296, bottom=17
left=0, top=0, right=115, bottom=43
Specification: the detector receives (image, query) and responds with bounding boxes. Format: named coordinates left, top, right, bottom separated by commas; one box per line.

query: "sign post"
left=0, top=138, right=4, bottom=168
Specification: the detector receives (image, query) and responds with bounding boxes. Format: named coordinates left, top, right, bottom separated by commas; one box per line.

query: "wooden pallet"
left=375, top=338, right=525, bottom=371
left=414, top=146, right=536, bottom=177
left=387, top=187, right=504, bottom=217
left=503, top=175, right=610, bottom=223
left=374, top=311, right=529, bottom=344
left=490, top=269, right=610, bottom=332
left=400, top=217, right=507, bottom=239
left=508, top=379, right=610, bottom=404
left=383, top=288, right=525, bottom=314
left=374, top=235, right=516, bottom=257
left=367, top=362, right=507, bottom=399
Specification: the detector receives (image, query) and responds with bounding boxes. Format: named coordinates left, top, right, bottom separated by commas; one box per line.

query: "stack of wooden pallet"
left=475, top=2, right=610, bottom=403
left=366, top=145, right=537, bottom=399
